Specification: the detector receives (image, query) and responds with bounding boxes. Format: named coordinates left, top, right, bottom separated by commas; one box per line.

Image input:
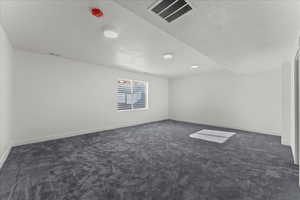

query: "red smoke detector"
left=91, top=8, right=104, bottom=18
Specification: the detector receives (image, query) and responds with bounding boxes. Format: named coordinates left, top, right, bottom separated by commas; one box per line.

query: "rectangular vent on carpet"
left=189, top=129, right=236, bottom=143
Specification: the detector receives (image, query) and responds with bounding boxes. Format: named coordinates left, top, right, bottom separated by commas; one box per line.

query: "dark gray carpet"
left=0, top=120, right=299, bottom=200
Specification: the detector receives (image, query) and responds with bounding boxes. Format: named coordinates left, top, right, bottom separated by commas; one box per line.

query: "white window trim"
left=117, top=79, right=149, bottom=112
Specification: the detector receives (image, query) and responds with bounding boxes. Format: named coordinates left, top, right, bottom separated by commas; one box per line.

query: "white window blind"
left=117, top=80, right=148, bottom=111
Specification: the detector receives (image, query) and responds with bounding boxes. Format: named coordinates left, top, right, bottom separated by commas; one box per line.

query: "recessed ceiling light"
left=163, top=53, right=174, bottom=60
left=103, top=28, right=119, bottom=39
left=191, top=65, right=200, bottom=69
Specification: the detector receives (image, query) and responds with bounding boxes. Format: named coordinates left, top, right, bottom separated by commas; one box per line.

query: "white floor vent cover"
left=189, top=129, right=236, bottom=143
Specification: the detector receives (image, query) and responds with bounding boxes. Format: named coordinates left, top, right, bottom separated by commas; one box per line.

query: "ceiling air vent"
left=150, top=0, right=192, bottom=23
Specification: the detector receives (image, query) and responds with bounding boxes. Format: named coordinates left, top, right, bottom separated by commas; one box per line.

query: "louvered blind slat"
left=132, top=81, right=146, bottom=109
left=117, top=80, right=132, bottom=110
left=117, top=80, right=147, bottom=111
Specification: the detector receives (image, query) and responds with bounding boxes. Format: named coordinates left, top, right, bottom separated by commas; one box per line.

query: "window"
left=117, top=79, right=148, bottom=111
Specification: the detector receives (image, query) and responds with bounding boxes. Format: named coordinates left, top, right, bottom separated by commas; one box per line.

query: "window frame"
left=117, top=79, right=149, bottom=112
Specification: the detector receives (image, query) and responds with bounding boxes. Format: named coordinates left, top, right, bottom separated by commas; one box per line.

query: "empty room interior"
left=1, top=0, right=300, bottom=199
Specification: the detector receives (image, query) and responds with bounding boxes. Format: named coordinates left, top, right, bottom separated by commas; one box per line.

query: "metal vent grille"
left=150, top=0, right=192, bottom=23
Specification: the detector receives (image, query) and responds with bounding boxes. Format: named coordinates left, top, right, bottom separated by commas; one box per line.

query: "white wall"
left=169, top=71, right=238, bottom=130
left=12, top=50, right=169, bottom=145
left=169, top=69, right=282, bottom=136
left=0, top=23, right=13, bottom=166
left=281, top=62, right=294, bottom=146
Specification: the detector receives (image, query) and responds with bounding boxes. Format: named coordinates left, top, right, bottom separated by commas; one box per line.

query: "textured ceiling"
left=114, top=0, right=300, bottom=74
left=1, top=0, right=300, bottom=76
left=0, top=0, right=222, bottom=77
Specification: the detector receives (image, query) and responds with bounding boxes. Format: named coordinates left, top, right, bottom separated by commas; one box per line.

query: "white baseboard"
left=13, top=119, right=169, bottom=147
left=4, top=119, right=169, bottom=169
left=170, top=119, right=281, bottom=137
left=13, top=127, right=108, bottom=147
left=0, top=144, right=12, bottom=170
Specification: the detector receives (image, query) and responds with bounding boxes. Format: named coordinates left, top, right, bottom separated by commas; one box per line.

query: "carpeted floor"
left=0, top=120, right=299, bottom=200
